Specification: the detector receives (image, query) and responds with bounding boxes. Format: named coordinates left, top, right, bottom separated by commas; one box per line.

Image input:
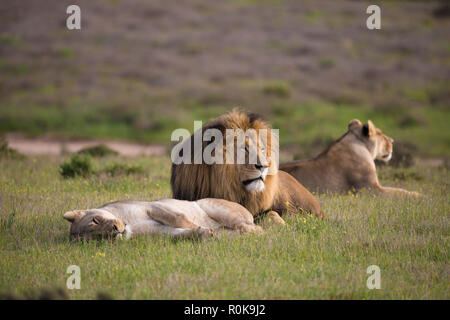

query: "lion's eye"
left=240, top=145, right=249, bottom=153
left=92, top=217, right=100, bottom=225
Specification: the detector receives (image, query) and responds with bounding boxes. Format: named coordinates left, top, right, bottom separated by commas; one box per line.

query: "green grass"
left=0, top=155, right=448, bottom=299
left=318, top=57, right=335, bottom=69
left=262, top=81, right=292, bottom=98
left=0, top=34, right=21, bottom=47
left=57, top=48, right=75, bottom=59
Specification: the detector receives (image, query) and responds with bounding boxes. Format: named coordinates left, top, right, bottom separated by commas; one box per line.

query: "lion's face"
left=236, top=135, right=270, bottom=193
left=349, top=119, right=393, bottom=162
left=63, top=209, right=126, bottom=240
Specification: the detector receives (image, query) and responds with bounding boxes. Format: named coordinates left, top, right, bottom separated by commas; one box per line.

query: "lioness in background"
left=63, top=198, right=262, bottom=241
left=280, top=119, right=419, bottom=196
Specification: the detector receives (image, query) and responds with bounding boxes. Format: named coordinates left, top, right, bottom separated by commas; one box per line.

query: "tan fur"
left=280, top=119, right=419, bottom=196
left=274, top=170, right=324, bottom=217
left=63, top=198, right=263, bottom=241
left=171, top=109, right=323, bottom=220
left=258, top=211, right=286, bottom=227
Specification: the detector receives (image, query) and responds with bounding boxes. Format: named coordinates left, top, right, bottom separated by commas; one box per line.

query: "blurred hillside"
left=0, top=0, right=449, bottom=158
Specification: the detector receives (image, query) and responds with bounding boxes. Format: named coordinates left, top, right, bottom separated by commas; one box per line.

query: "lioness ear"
left=63, top=210, right=86, bottom=223
left=348, top=119, right=362, bottom=131
left=362, top=120, right=375, bottom=137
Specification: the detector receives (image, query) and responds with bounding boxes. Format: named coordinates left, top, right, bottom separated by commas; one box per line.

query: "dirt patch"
left=5, top=134, right=167, bottom=157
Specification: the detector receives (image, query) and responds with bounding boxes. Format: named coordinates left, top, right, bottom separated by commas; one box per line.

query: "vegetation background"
left=0, top=0, right=448, bottom=299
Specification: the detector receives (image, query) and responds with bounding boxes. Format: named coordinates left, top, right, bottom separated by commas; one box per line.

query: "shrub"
left=376, top=140, right=416, bottom=168
left=60, top=154, right=93, bottom=178
left=103, top=162, right=144, bottom=176
left=0, top=137, right=25, bottom=160
left=262, top=81, right=291, bottom=98
left=319, top=57, right=334, bottom=69
left=77, top=144, right=119, bottom=157
left=378, top=167, right=424, bottom=182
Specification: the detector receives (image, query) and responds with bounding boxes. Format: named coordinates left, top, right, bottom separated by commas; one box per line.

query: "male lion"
left=280, top=119, right=419, bottom=196
left=171, top=109, right=323, bottom=223
left=63, top=198, right=262, bottom=240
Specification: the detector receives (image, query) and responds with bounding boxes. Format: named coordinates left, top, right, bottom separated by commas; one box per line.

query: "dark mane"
left=246, top=111, right=265, bottom=125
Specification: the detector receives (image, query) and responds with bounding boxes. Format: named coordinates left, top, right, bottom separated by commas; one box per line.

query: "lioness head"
left=348, top=119, right=394, bottom=162
left=63, top=209, right=126, bottom=240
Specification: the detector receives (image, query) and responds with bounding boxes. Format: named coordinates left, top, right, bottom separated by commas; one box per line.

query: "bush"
left=103, top=162, right=144, bottom=176
left=376, top=140, right=416, bottom=168
left=262, top=81, right=291, bottom=98
left=60, top=154, right=93, bottom=178
left=0, top=137, right=25, bottom=160
left=60, top=154, right=145, bottom=178
left=378, top=167, right=424, bottom=182
left=77, top=144, right=119, bottom=157
left=319, top=57, right=334, bottom=69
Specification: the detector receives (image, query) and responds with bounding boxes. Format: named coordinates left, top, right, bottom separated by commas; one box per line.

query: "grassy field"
left=0, top=155, right=448, bottom=299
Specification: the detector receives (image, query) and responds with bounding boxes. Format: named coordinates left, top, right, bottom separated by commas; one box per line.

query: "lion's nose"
left=255, top=164, right=268, bottom=171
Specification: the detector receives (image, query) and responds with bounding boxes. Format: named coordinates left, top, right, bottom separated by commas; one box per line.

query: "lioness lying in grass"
left=63, top=198, right=263, bottom=240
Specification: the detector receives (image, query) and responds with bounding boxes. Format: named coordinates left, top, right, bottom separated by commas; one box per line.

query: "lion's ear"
left=63, top=210, right=86, bottom=223
left=362, top=120, right=376, bottom=137
left=348, top=119, right=362, bottom=132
